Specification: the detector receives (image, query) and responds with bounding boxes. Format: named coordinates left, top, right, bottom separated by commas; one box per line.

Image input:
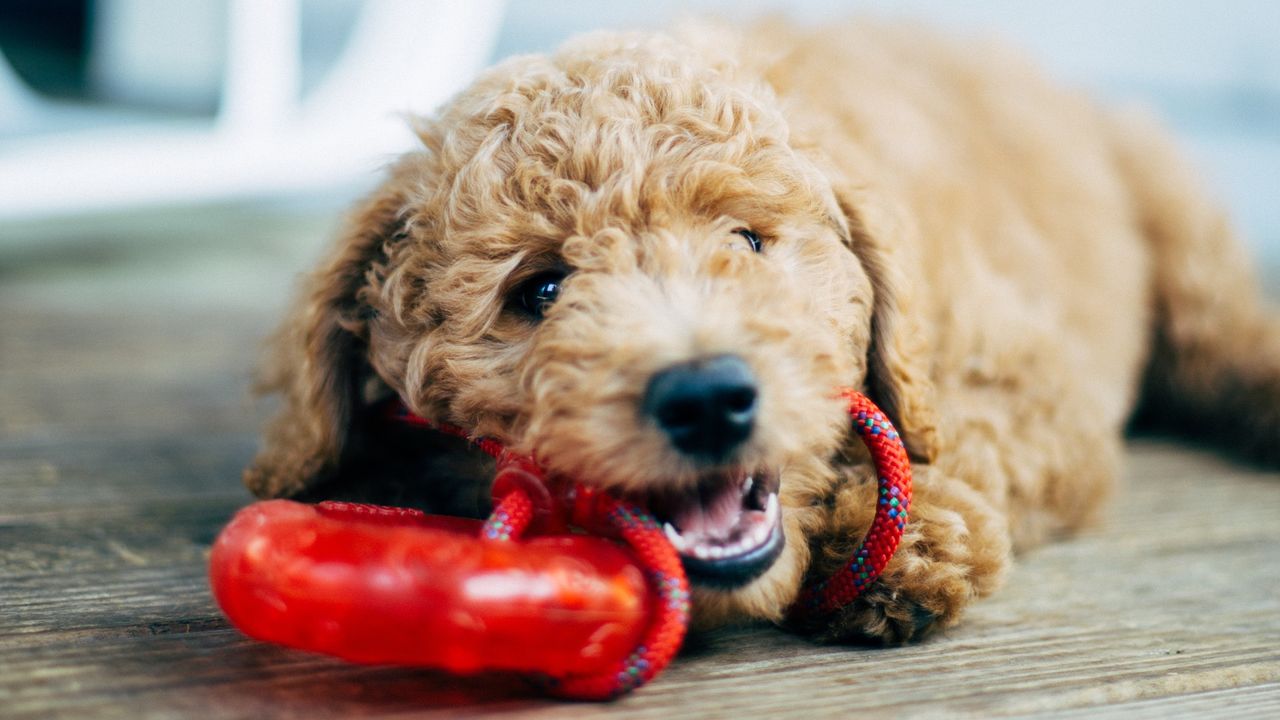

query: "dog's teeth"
left=742, top=475, right=754, bottom=497
left=663, top=522, right=685, bottom=550
left=668, top=492, right=780, bottom=565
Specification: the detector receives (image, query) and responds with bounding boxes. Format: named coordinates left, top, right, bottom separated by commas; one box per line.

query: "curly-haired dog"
left=244, top=20, right=1280, bottom=642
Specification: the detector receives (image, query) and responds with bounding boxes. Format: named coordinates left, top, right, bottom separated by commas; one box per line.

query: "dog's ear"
left=242, top=187, right=405, bottom=498
left=834, top=190, right=941, bottom=464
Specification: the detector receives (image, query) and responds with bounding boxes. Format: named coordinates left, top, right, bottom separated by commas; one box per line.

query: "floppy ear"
left=243, top=187, right=406, bottom=498
left=834, top=189, right=941, bottom=464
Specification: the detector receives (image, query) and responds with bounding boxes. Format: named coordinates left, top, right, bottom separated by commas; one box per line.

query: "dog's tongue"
left=654, top=472, right=783, bottom=587
left=672, top=479, right=748, bottom=541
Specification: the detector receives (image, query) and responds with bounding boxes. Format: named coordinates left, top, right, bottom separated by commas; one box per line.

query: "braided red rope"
left=386, top=387, right=909, bottom=698
left=789, top=389, right=913, bottom=620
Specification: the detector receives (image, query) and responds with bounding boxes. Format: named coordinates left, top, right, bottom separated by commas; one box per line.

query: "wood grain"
left=2, top=304, right=1277, bottom=719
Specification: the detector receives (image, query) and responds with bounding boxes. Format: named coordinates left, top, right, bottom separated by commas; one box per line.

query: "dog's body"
left=245, top=20, right=1280, bottom=642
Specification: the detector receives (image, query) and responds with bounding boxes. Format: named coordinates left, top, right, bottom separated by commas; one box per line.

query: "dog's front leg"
left=800, top=462, right=1011, bottom=643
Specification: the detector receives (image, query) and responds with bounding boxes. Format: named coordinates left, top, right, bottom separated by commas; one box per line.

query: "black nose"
left=643, top=355, right=758, bottom=462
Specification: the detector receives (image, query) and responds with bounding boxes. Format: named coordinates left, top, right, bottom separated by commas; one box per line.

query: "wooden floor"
left=2, top=214, right=1279, bottom=719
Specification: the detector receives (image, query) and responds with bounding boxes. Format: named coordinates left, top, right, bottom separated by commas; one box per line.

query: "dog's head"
left=246, top=32, right=936, bottom=607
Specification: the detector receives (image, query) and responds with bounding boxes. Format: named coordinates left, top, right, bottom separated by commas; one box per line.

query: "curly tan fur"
left=244, top=19, right=1280, bottom=643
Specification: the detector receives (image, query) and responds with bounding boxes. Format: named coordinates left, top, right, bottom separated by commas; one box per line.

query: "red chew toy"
left=210, top=501, right=650, bottom=676
left=209, top=389, right=911, bottom=700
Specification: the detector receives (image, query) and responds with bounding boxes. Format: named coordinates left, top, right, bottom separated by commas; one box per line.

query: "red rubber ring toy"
left=209, top=389, right=911, bottom=700
left=210, top=501, right=653, bottom=677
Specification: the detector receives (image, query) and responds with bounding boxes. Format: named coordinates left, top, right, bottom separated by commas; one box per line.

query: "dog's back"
left=746, top=16, right=1278, bottom=469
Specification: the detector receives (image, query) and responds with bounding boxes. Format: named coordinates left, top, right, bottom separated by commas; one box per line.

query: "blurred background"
left=2, top=0, right=1278, bottom=317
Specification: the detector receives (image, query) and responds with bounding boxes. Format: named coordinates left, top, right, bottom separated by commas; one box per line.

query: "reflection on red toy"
left=210, top=500, right=651, bottom=677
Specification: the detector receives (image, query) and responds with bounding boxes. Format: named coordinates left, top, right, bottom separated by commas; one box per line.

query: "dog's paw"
left=803, top=546, right=974, bottom=644
left=797, top=464, right=1011, bottom=644
left=808, top=583, right=940, bottom=644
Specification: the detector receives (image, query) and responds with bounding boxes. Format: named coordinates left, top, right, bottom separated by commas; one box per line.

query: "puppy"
left=244, top=19, right=1280, bottom=642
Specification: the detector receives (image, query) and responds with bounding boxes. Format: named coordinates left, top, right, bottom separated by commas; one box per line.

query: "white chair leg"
left=220, top=0, right=301, bottom=134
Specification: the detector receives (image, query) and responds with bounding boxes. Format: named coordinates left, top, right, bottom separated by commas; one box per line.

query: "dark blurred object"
left=0, top=0, right=91, bottom=99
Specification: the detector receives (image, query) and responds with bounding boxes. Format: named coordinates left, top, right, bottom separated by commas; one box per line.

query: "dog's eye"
left=733, top=228, right=763, bottom=253
left=514, top=271, right=565, bottom=319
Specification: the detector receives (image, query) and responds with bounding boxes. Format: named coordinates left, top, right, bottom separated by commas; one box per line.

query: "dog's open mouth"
left=639, top=470, right=784, bottom=588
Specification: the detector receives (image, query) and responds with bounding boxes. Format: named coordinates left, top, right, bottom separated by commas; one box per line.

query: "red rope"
left=478, top=484, right=689, bottom=699
left=788, top=389, right=913, bottom=620
left=384, top=387, right=910, bottom=698
left=551, top=498, right=690, bottom=700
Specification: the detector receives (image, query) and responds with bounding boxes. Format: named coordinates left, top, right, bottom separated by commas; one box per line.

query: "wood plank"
left=0, top=434, right=256, bottom=517
left=0, top=307, right=272, bottom=442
